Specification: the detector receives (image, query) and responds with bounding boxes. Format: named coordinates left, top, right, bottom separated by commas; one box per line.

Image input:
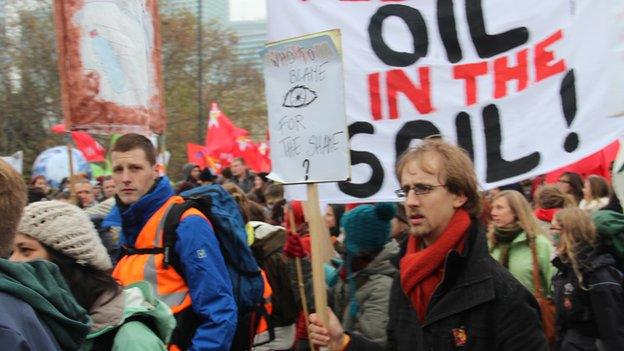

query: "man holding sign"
left=308, top=138, right=547, bottom=350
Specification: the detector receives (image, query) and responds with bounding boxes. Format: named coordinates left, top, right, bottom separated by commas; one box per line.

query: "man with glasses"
left=308, top=138, right=547, bottom=350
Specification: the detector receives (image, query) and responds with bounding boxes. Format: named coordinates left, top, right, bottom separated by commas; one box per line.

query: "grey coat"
left=331, top=240, right=399, bottom=346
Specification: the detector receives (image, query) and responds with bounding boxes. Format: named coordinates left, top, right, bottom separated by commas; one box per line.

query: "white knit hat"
left=18, top=200, right=113, bottom=271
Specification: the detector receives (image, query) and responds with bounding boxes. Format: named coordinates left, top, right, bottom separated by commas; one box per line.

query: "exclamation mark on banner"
left=560, top=69, right=579, bottom=153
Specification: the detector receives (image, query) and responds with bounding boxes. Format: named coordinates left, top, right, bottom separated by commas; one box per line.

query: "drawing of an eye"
left=282, top=85, right=317, bottom=108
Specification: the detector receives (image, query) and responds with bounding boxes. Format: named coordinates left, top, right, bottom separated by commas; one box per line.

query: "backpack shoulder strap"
left=162, top=201, right=194, bottom=270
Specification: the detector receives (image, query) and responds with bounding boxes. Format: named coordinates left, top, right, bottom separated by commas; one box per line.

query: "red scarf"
left=400, top=209, right=470, bottom=322
left=534, top=208, right=558, bottom=223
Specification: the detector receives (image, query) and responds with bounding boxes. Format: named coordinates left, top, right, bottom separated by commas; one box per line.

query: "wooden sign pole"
left=288, top=210, right=315, bottom=351
left=306, top=183, right=329, bottom=329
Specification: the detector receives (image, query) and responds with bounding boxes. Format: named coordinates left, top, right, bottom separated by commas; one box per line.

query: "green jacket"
left=490, top=232, right=555, bottom=296
left=82, top=281, right=176, bottom=351
left=0, top=259, right=90, bottom=350
left=330, top=240, right=400, bottom=346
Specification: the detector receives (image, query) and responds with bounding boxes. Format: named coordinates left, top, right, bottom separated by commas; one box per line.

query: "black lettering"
left=368, top=4, right=429, bottom=67
left=483, top=104, right=540, bottom=182
left=338, top=122, right=384, bottom=198
left=437, top=0, right=463, bottom=63
left=395, top=120, right=441, bottom=166
left=465, top=0, right=529, bottom=58
left=455, top=112, right=474, bottom=161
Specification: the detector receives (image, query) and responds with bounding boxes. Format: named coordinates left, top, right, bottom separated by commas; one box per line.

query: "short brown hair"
left=0, top=159, right=27, bottom=257
left=111, top=133, right=156, bottom=165
left=396, top=138, right=482, bottom=218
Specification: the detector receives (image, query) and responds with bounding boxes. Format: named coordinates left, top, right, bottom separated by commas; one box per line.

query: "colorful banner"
left=267, top=0, right=624, bottom=202
left=54, top=0, right=165, bottom=134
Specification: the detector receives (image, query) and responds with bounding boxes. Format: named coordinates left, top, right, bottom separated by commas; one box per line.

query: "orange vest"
left=112, top=196, right=205, bottom=314
left=256, top=269, right=273, bottom=334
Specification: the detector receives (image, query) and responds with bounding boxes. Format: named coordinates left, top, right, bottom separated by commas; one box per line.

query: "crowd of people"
left=1, top=134, right=623, bottom=350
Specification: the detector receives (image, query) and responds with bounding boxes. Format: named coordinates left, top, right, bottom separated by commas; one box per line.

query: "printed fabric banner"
left=54, top=0, right=166, bottom=134
left=267, top=0, right=624, bottom=202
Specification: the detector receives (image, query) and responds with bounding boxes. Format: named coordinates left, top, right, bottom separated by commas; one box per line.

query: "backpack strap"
left=162, top=202, right=194, bottom=270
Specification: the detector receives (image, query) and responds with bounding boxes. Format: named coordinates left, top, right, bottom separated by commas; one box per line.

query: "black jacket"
left=348, top=220, right=548, bottom=351
left=552, top=246, right=624, bottom=351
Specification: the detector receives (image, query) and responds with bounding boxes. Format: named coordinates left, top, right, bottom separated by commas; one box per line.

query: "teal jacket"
left=82, top=281, right=176, bottom=350
left=0, top=259, right=90, bottom=350
left=490, top=232, right=555, bottom=296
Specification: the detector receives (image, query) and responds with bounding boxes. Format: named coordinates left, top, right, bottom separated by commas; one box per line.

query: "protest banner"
left=263, top=29, right=349, bottom=329
left=267, top=0, right=624, bottom=202
left=54, top=0, right=165, bottom=135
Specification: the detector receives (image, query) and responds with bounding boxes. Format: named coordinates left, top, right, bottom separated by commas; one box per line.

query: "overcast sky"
left=229, top=0, right=266, bottom=21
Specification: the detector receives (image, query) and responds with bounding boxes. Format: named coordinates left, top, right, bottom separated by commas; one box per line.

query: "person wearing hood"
left=0, top=159, right=90, bottom=350
left=11, top=200, right=176, bottom=350
left=181, top=163, right=201, bottom=187
left=327, top=202, right=399, bottom=346
left=551, top=208, right=624, bottom=350
left=108, top=134, right=237, bottom=351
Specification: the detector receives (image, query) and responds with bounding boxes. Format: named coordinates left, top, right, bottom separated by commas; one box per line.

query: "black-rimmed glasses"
left=395, top=184, right=445, bottom=198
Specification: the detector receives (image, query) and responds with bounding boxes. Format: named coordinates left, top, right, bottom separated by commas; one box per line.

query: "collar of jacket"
left=88, top=287, right=124, bottom=333
left=552, top=244, right=615, bottom=273
left=398, top=219, right=496, bottom=327
left=117, top=176, right=174, bottom=246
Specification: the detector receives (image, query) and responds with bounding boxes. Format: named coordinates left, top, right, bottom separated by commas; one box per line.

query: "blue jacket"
left=116, top=177, right=237, bottom=351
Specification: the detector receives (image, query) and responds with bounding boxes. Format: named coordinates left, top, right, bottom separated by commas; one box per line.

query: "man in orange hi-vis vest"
left=109, top=134, right=237, bottom=350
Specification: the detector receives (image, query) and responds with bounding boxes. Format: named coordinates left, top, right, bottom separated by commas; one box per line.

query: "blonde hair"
left=488, top=190, right=542, bottom=240
left=554, top=208, right=596, bottom=289
left=535, top=184, right=575, bottom=209
left=396, top=138, right=482, bottom=218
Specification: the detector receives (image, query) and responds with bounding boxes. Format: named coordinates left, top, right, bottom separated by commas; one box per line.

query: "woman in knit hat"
left=326, top=202, right=399, bottom=346
left=11, top=200, right=175, bottom=350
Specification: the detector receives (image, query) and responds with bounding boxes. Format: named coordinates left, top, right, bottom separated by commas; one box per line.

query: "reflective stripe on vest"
left=256, top=269, right=273, bottom=334
left=113, top=196, right=206, bottom=314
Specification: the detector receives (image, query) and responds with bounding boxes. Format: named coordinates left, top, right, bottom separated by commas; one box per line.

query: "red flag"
left=51, top=123, right=66, bottom=134
left=187, top=143, right=209, bottom=169
left=232, top=136, right=261, bottom=172
left=205, top=103, right=249, bottom=154
left=545, top=141, right=620, bottom=183
left=187, top=143, right=225, bottom=173
left=70, top=131, right=106, bottom=162
left=256, top=140, right=271, bottom=173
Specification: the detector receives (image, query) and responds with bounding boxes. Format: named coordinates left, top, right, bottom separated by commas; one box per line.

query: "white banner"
left=267, top=0, right=624, bottom=202
left=263, top=30, right=350, bottom=184
left=0, top=151, right=23, bottom=174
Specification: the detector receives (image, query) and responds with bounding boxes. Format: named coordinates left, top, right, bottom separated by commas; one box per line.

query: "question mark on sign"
left=302, top=159, right=310, bottom=181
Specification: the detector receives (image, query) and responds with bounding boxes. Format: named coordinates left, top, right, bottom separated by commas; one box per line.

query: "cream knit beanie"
left=18, top=200, right=113, bottom=271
